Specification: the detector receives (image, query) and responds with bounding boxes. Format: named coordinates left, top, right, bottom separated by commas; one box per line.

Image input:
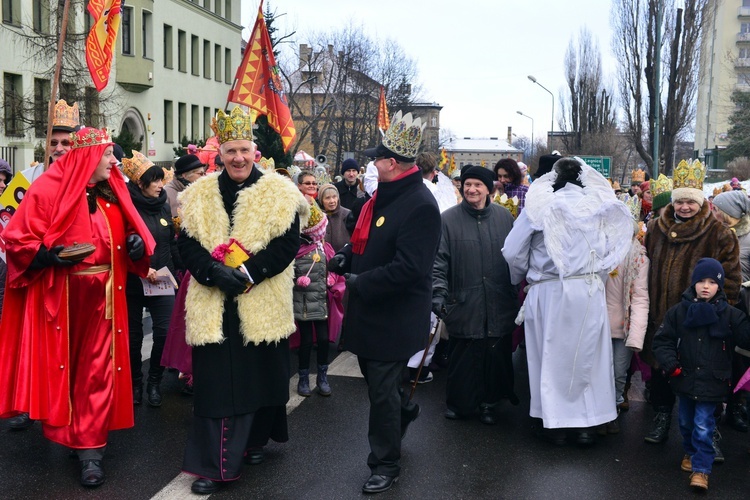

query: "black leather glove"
left=210, top=263, right=250, bottom=296
left=431, top=296, right=447, bottom=318
left=344, top=273, right=358, bottom=293
left=126, top=234, right=145, bottom=261
left=29, top=245, right=77, bottom=270
left=327, top=252, right=347, bottom=274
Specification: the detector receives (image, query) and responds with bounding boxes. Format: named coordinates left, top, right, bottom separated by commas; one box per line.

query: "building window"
left=164, top=24, right=173, bottom=69
left=178, top=30, right=187, bottom=72
left=33, top=0, right=50, bottom=33
left=742, top=23, right=750, bottom=34
left=745, top=0, right=750, bottom=7
left=3, top=0, right=20, bottom=25
left=60, top=82, right=78, bottom=106
left=214, top=0, right=222, bottom=17
left=214, top=44, right=222, bottom=82
left=178, top=103, right=187, bottom=142
left=84, top=0, right=92, bottom=33
left=203, top=0, right=211, bottom=9
left=203, top=106, right=211, bottom=137
left=739, top=73, right=750, bottom=86
left=4, top=73, right=23, bottom=136
left=34, top=78, right=50, bottom=138
left=741, top=47, right=750, bottom=59
left=192, top=105, right=200, bottom=139
left=142, top=11, right=153, bottom=59
left=225, top=48, right=232, bottom=84
left=121, top=6, right=133, bottom=55
left=225, top=1, right=232, bottom=21
left=164, top=100, right=174, bottom=143
left=191, top=35, right=200, bottom=76
left=84, top=87, right=100, bottom=128
left=203, top=40, right=211, bottom=79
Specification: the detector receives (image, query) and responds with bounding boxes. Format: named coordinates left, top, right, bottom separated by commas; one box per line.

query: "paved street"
left=1, top=334, right=749, bottom=499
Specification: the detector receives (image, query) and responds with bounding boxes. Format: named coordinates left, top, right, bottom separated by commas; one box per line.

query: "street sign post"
left=578, top=156, right=612, bottom=178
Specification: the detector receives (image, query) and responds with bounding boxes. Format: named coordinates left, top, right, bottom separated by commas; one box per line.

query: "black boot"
left=727, top=403, right=749, bottom=433
left=146, top=378, right=162, bottom=407
left=713, top=428, right=724, bottom=463
left=133, top=385, right=143, bottom=405
left=644, top=406, right=672, bottom=444
left=317, top=364, right=331, bottom=396
left=8, top=413, right=34, bottom=430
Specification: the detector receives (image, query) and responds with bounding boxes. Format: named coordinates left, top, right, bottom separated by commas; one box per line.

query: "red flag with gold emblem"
left=227, top=1, right=296, bottom=151
left=377, top=86, right=390, bottom=132
left=85, top=0, right=122, bottom=92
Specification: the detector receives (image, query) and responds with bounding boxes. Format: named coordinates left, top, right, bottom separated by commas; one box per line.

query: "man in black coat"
left=334, top=158, right=367, bottom=211
left=329, top=111, right=441, bottom=494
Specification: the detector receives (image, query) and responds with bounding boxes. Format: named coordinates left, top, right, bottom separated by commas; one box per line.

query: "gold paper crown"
left=382, top=111, right=426, bottom=161
left=631, top=168, right=646, bottom=183
left=672, top=159, right=706, bottom=191
left=305, top=202, right=325, bottom=230
left=612, top=181, right=622, bottom=191
left=258, top=156, right=275, bottom=171
left=651, top=174, right=673, bottom=197
left=122, top=151, right=154, bottom=182
left=624, top=194, right=642, bottom=221
left=210, top=106, right=256, bottom=144
left=71, top=127, right=112, bottom=149
left=52, top=99, right=80, bottom=131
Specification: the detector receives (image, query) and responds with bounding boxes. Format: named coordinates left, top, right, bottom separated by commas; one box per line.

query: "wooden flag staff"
left=44, top=0, right=72, bottom=172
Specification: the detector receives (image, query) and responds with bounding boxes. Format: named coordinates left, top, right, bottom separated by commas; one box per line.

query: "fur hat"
left=713, top=190, right=750, bottom=220
left=691, top=258, right=724, bottom=291
left=535, top=153, right=562, bottom=179
left=341, top=158, right=359, bottom=173
left=175, top=154, right=205, bottom=175
left=460, top=165, right=495, bottom=193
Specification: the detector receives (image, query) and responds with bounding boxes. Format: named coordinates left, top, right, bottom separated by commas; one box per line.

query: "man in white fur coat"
left=177, top=107, right=309, bottom=495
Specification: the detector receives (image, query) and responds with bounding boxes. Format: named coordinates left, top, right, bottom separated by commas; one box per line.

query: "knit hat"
left=303, top=202, right=328, bottom=243
left=713, top=190, right=750, bottom=220
left=640, top=180, right=650, bottom=193
left=671, top=159, right=706, bottom=207
left=691, top=258, right=725, bottom=291
left=460, top=165, right=495, bottom=193
left=650, top=174, right=673, bottom=212
left=318, top=183, right=338, bottom=205
left=174, top=154, right=205, bottom=175
left=341, top=158, right=359, bottom=173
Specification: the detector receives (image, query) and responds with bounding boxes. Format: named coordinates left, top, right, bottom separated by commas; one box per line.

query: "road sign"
left=578, top=156, right=611, bottom=178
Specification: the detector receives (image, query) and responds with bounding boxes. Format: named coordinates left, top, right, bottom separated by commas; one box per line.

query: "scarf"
left=350, top=165, right=418, bottom=255
left=128, top=181, right=167, bottom=215
left=682, top=291, right=728, bottom=338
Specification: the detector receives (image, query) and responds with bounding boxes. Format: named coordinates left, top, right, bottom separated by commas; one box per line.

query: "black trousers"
left=357, top=357, right=409, bottom=477
left=127, top=292, right=175, bottom=385
left=650, top=368, right=676, bottom=410
left=298, top=320, right=329, bottom=371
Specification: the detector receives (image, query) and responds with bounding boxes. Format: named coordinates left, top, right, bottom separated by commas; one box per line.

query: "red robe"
left=0, top=140, right=154, bottom=446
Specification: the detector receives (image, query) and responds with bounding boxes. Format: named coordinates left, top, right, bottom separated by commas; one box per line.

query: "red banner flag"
left=85, top=0, right=121, bottom=92
left=227, top=1, right=296, bottom=152
left=377, top=86, right=390, bottom=132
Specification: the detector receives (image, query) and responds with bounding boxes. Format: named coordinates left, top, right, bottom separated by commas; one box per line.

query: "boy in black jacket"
left=653, top=258, right=750, bottom=491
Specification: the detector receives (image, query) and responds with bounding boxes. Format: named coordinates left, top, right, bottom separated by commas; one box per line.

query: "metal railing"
left=0, top=145, right=17, bottom=174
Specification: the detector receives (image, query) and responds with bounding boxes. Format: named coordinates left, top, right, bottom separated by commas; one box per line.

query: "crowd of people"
left=2, top=102, right=750, bottom=495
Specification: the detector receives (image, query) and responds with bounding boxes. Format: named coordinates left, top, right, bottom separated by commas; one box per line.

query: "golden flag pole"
left=44, top=0, right=72, bottom=172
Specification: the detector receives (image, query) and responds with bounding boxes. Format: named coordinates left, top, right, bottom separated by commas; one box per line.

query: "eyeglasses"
left=302, top=181, right=318, bottom=186
left=50, top=139, right=72, bottom=147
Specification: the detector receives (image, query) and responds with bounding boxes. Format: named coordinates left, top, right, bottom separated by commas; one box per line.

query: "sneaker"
left=681, top=455, right=692, bottom=472
left=409, top=370, right=433, bottom=384
left=689, top=472, right=709, bottom=491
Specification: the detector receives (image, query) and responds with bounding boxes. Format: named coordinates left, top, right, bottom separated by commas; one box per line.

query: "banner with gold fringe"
left=227, top=1, right=296, bottom=151
left=85, top=0, right=121, bottom=92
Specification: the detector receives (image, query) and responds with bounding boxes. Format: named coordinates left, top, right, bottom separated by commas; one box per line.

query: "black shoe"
left=644, top=408, right=671, bottom=444
left=8, top=413, right=33, bottom=430
left=713, top=428, right=725, bottom=464
left=362, top=474, right=398, bottom=494
left=133, top=385, right=143, bottom=405
left=727, top=405, right=749, bottom=433
left=80, top=459, right=105, bottom=487
left=542, top=428, right=567, bottom=446
left=243, top=447, right=265, bottom=465
left=401, top=403, right=420, bottom=439
left=444, top=409, right=462, bottom=420
left=479, top=406, right=497, bottom=425
left=146, top=382, right=162, bottom=407
left=191, top=478, right=224, bottom=495
left=576, top=430, right=595, bottom=446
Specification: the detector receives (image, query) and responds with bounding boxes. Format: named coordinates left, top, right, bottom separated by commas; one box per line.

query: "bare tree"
left=559, top=27, right=618, bottom=155
left=611, top=0, right=712, bottom=175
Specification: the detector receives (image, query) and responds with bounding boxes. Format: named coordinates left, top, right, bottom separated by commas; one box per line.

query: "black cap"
left=174, top=154, right=205, bottom=175
left=363, top=143, right=414, bottom=163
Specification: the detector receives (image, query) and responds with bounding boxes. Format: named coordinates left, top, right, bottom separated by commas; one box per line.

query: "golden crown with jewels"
left=382, top=111, right=426, bottom=161
left=624, top=194, right=642, bottom=221
left=71, top=127, right=112, bottom=149
left=52, top=99, right=80, bottom=132
left=122, top=151, right=154, bottom=182
left=631, top=168, right=646, bottom=184
left=210, top=106, right=256, bottom=144
left=672, top=159, right=706, bottom=191
left=651, top=173, right=673, bottom=197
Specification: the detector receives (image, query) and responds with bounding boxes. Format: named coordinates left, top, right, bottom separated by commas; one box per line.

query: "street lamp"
left=516, top=111, right=534, bottom=160
left=528, top=75, right=554, bottom=137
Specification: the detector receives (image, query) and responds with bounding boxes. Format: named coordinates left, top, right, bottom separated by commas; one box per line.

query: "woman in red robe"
left=0, top=128, right=155, bottom=487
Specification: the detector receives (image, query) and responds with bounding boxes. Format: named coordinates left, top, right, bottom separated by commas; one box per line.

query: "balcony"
left=738, top=32, right=750, bottom=42
left=740, top=6, right=750, bottom=17
left=736, top=58, right=750, bottom=68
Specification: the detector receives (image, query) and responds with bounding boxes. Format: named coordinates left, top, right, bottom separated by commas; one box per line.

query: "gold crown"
left=305, top=202, right=325, bottom=230
left=651, top=174, right=673, bottom=197
left=52, top=99, right=80, bottom=131
left=672, top=159, right=706, bottom=191
left=210, top=107, right=256, bottom=144
left=71, top=127, right=111, bottom=149
left=612, top=181, right=622, bottom=191
left=163, top=167, right=174, bottom=184
left=631, top=169, right=646, bottom=183
left=258, top=156, right=275, bottom=171
left=122, top=151, right=154, bottom=182
left=382, top=111, right=426, bottom=161
left=624, top=194, right=642, bottom=220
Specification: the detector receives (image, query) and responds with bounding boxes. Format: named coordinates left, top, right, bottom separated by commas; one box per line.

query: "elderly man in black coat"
left=329, top=111, right=441, bottom=494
